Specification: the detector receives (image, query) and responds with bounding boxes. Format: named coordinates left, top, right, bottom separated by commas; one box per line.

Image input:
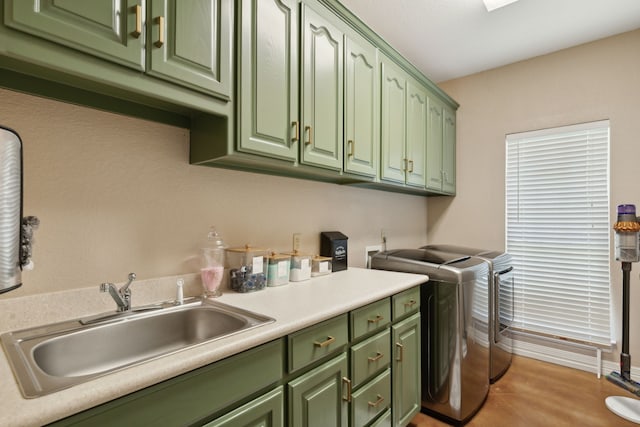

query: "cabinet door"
left=442, top=106, right=456, bottom=194
left=148, top=0, right=231, bottom=98
left=426, top=96, right=444, bottom=191
left=5, top=0, right=144, bottom=70
left=344, top=30, right=379, bottom=178
left=300, top=4, right=344, bottom=171
left=238, top=0, right=299, bottom=161
left=288, top=353, right=349, bottom=427
left=204, top=386, right=284, bottom=427
left=406, top=80, right=428, bottom=188
left=380, top=56, right=407, bottom=184
left=392, top=313, right=421, bottom=427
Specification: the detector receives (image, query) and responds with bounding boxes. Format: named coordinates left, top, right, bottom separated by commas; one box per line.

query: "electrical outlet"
left=292, top=233, right=301, bottom=252
left=365, top=245, right=382, bottom=268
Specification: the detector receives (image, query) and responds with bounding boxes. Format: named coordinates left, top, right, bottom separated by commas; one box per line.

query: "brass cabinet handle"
left=342, top=377, right=352, bottom=402
left=395, top=342, right=404, bottom=362
left=292, top=121, right=299, bottom=142
left=367, top=394, right=385, bottom=408
left=367, top=315, right=384, bottom=324
left=154, top=16, right=165, bottom=48
left=403, top=299, right=417, bottom=308
left=305, top=126, right=313, bottom=146
left=403, top=158, right=408, bottom=172
left=368, top=352, right=384, bottom=362
left=131, top=5, right=142, bottom=38
left=408, top=159, right=414, bottom=173
left=348, top=140, right=354, bottom=157
left=313, top=335, right=335, bottom=348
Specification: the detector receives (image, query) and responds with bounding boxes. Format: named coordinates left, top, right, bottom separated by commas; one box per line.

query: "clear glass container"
left=200, top=227, right=226, bottom=298
left=311, top=255, right=332, bottom=277
left=287, top=251, right=312, bottom=282
left=226, top=245, right=268, bottom=292
left=266, top=252, right=291, bottom=286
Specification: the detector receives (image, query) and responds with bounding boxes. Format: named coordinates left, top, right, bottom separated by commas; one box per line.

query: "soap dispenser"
left=201, top=226, right=227, bottom=298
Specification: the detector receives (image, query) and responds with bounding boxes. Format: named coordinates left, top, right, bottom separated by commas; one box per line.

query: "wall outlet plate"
left=292, top=233, right=301, bottom=252
left=365, top=245, right=382, bottom=268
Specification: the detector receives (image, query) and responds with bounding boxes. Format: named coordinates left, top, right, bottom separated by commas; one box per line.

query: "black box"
left=320, top=231, right=348, bottom=272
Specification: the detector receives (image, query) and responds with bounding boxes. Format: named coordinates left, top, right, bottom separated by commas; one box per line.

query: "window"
left=505, top=120, right=611, bottom=347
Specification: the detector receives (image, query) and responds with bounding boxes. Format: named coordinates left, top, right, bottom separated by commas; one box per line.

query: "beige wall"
left=0, top=87, right=428, bottom=298
left=432, top=29, right=640, bottom=361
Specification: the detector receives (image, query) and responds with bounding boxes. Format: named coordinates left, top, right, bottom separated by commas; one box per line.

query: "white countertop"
left=0, top=268, right=427, bottom=427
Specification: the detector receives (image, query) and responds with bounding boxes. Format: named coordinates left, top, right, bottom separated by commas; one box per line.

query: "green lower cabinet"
left=288, top=353, right=349, bottom=427
left=392, top=313, right=421, bottom=427
left=204, top=386, right=284, bottom=427
left=370, top=408, right=392, bottom=427
left=351, top=369, right=391, bottom=427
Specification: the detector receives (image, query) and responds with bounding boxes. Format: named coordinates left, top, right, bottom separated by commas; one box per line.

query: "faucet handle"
left=99, top=283, right=112, bottom=292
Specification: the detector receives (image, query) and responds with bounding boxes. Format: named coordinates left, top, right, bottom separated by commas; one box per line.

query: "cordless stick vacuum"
left=606, top=204, right=640, bottom=424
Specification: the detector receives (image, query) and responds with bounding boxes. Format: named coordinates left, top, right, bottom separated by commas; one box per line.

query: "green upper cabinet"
left=344, top=28, right=379, bottom=179
left=426, top=95, right=444, bottom=192
left=426, top=95, right=456, bottom=194
left=381, top=56, right=428, bottom=189
left=380, top=55, right=407, bottom=184
left=405, top=78, right=428, bottom=188
left=4, top=0, right=144, bottom=70
left=4, top=0, right=232, bottom=99
left=442, top=106, right=456, bottom=194
left=300, top=3, right=344, bottom=171
left=237, top=0, right=299, bottom=161
left=147, top=0, right=232, bottom=98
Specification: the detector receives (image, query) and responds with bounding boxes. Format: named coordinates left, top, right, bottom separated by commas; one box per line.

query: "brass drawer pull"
left=313, top=335, right=335, bottom=348
left=368, top=394, right=385, bottom=408
left=368, top=352, right=384, bottom=363
left=342, top=377, right=352, bottom=402
left=131, top=5, right=142, bottom=38
left=348, top=139, right=354, bottom=157
left=403, top=299, right=417, bottom=308
left=408, top=159, right=414, bottom=173
left=292, top=121, right=299, bottom=142
left=305, top=125, right=313, bottom=146
left=367, top=315, right=384, bottom=324
left=396, top=342, right=404, bottom=362
left=154, top=16, right=165, bottom=48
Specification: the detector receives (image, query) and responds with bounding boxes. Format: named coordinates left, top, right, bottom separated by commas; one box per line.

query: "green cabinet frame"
left=392, top=313, right=421, bottom=427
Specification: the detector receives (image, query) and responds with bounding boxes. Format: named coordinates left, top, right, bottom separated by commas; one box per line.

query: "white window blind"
left=505, top=120, right=611, bottom=347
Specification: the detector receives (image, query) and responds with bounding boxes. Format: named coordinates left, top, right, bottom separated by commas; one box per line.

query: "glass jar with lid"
left=287, top=250, right=312, bottom=282
left=201, top=227, right=227, bottom=298
left=226, top=245, right=268, bottom=292
left=266, top=252, right=291, bottom=286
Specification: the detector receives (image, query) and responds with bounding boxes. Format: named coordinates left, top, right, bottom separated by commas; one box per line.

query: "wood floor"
left=409, top=355, right=638, bottom=427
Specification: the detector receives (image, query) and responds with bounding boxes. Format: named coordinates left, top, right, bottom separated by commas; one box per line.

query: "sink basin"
left=0, top=298, right=274, bottom=398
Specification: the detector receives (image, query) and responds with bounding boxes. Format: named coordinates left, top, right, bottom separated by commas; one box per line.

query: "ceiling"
left=338, top=0, right=640, bottom=83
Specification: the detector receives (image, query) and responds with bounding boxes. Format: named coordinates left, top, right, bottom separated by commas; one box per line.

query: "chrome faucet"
left=100, top=273, right=136, bottom=312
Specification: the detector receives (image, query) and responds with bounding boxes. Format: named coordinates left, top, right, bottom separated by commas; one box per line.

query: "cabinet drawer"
left=351, top=369, right=391, bottom=427
left=350, top=298, right=391, bottom=340
left=392, top=286, right=421, bottom=320
left=350, top=329, right=390, bottom=387
left=288, top=314, right=348, bottom=373
left=370, top=408, right=392, bottom=427
left=204, top=386, right=284, bottom=427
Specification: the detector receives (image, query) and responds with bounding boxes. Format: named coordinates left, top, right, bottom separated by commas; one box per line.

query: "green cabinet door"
left=148, top=0, right=232, bottom=97
left=426, top=95, right=444, bottom=192
left=344, top=29, right=379, bottom=178
left=405, top=79, right=428, bottom=188
left=442, top=106, right=456, bottom=194
left=205, top=386, right=284, bottom=427
left=288, top=353, right=349, bottom=427
left=392, top=313, right=421, bottom=427
left=300, top=3, right=344, bottom=171
left=4, top=0, right=144, bottom=70
left=380, top=56, right=407, bottom=184
left=237, top=0, right=299, bottom=161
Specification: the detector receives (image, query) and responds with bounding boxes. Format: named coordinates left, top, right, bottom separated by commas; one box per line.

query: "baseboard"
left=512, top=337, right=640, bottom=379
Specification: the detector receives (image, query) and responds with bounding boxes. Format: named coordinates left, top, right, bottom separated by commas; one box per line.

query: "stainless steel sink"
left=0, top=298, right=274, bottom=398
